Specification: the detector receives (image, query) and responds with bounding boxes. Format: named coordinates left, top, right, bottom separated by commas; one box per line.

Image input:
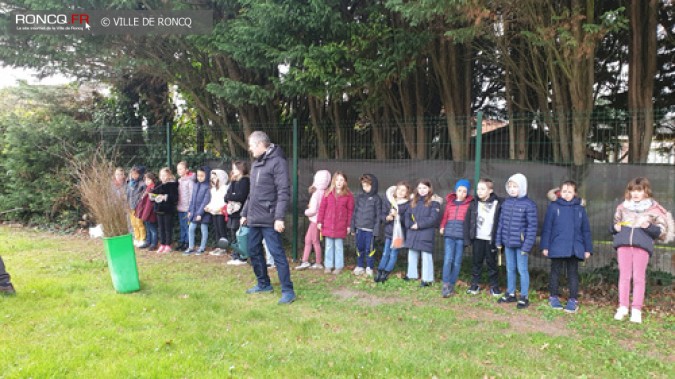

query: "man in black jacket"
left=241, top=131, right=296, bottom=304
left=0, top=256, right=15, bottom=295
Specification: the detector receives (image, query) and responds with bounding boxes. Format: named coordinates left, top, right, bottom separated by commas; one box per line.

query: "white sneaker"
left=295, top=262, right=311, bottom=270
left=227, top=259, right=248, bottom=266
left=310, top=263, right=324, bottom=270
left=629, top=309, right=642, bottom=324
left=614, top=306, right=629, bottom=321
left=209, top=248, right=225, bottom=256
left=134, top=239, right=143, bottom=247
left=353, top=267, right=365, bottom=276
left=324, top=267, right=333, bottom=274
left=365, top=267, right=374, bottom=277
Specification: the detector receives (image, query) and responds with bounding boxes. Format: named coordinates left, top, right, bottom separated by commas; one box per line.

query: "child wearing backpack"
left=540, top=180, right=592, bottom=313
left=612, top=177, right=674, bottom=323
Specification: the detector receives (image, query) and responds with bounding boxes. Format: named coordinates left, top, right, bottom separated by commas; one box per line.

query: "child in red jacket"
left=317, top=172, right=354, bottom=275
left=439, top=179, right=473, bottom=297
left=135, top=172, right=158, bottom=250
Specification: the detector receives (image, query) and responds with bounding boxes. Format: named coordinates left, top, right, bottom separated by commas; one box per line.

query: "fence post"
left=166, top=122, right=172, bottom=168
left=292, top=119, right=299, bottom=261
left=474, top=112, right=483, bottom=196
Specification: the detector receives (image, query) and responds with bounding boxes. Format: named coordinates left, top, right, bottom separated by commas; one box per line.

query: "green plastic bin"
left=102, top=233, right=140, bottom=293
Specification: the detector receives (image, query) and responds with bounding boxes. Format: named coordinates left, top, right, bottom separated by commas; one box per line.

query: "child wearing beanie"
left=439, top=179, right=473, bottom=297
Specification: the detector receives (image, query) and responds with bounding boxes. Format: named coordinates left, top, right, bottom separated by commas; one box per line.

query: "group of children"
left=297, top=171, right=673, bottom=323
left=115, top=160, right=252, bottom=265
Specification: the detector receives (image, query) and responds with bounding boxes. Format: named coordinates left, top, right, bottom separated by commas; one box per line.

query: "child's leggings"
left=302, top=222, right=322, bottom=264
left=128, top=209, right=146, bottom=241
left=617, top=246, right=650, bottom=310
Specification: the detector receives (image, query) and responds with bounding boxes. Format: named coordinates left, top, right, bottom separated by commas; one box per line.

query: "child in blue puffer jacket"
left=540, top=180, right=592, bottom=313
left=495, top=173, right=538, bottom=309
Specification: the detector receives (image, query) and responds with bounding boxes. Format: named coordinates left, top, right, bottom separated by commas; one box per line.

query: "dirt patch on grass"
left=332, top=287, right=401, bottom=307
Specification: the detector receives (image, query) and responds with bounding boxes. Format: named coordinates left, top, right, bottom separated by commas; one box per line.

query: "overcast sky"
left=0, top=66, right=72, bottom=88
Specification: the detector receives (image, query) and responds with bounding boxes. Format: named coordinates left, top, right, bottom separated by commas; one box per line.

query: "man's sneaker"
left=0, top=282, right=16, bottom=295
left=209, top=248, right=226, bottom=256
left=324, top=267, right=333, bottom=274
left=310, top=263, right=324, bottom=270
left=466, top=285, right=481, bottom=295
left=489, top=287, right=503, bottom=297
left=629, top=309, right=642, bottom=323
left=183, top=248, right=196, bottom=256
left=278, top=292, right=297, bottom=305
left=245, top=284, right=274, bottom=294
left=442, top=284, right=454, bottom=298
left=498, top=294, right=517, bottom=304
left=564, top=298, right=578, bottom=313
left=332, top=268, right=342, bottom=275
left=549, top=296, right=563, bottom=310
left=227, top=259, right=248, bottom=266
left=353, top=267, right=365, bottom=276
left=517, top=296, right=530, bottom=309
left=365, top=268, right=374, bottom=277
left=614, top=306, right=629, bottom=321
left=295, top=262, right=311, bottom=271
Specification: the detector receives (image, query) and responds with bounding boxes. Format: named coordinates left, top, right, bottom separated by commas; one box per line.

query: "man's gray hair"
left=249, top=131, right=271, bottom=147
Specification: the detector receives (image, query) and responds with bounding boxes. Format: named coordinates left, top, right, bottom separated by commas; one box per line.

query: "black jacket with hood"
left=241, top=144, right=290, bottom=228
left=351, top=174, right=383, bottom=237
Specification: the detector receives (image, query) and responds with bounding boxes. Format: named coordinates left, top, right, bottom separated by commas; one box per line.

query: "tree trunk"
left=308, top=97, right=329, bottom=159
left=628, top=0, right=658, bottom=163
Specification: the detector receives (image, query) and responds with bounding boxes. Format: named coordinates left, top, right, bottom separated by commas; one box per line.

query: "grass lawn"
left=0, top=226, right=673, bottom=378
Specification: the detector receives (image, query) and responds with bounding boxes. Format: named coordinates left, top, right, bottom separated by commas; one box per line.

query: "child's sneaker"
left=629, top=309, right=642, bottom=324
left=498, top=293, right=517, bottom=303
left=466, top=285, right=481, bottom=295
left=516, top=296, right=530, bottom=309
left=183, top=248, right=196, bottom=256
left=209, top=248, right=226, bottom=256
left=564, top=298, right=578, bottom=313
left=324, top=267, right=333, bottom=274
left=353, top=267, right=365, bottom=276
left=365, top=268, right=374, bottom=277
left=442, top=284, right=454, bottom=298
left=227, top=259, right=248, bottom=266
left=332, top=268, right=342, bottom=275
left=549, top=296, right=563, bottom=310
left=614, top=306, right=629, bottom=321
left=489, top=287, right=503, bottom=297
left=310, top=263, right=324, bottom=270
left=195, top=249, right=205, bottom=256
left=295, top=262, right=311, bottom=271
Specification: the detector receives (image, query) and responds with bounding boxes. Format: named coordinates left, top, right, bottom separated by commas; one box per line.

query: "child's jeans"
left=442, top=237, right=464, bottom=285
left=128, top=209, right=146, bottom=241
left=302, top=222, right=322, bottom=264
left=471, top=239, right=499, bottom=288
left=617, top=246, right=650, bottom=310
left=504, top=247, right=529, bottom=297
left=355, top=229, right=375, bottom=269
left=324, top=237, right=344, bottom=269
left=144, top=221, right=158, bottom=247
left=549, top=257, right=580, bottom=299
left=178, top=212, right=189, bottom=245
left=407, top=249, right=434, bottom=282
left=188, top=222, right=208, bottom=251
left=378, top=238, right=400, bottom=272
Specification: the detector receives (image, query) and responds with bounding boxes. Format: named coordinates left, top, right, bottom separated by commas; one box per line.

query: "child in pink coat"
left=296, top=170, right=332, bottom=270
left=317, top=171, right=354, bottom=275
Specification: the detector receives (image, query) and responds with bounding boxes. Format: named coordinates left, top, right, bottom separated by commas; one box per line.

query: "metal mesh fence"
left=97, top=112, right=675, bottom=274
